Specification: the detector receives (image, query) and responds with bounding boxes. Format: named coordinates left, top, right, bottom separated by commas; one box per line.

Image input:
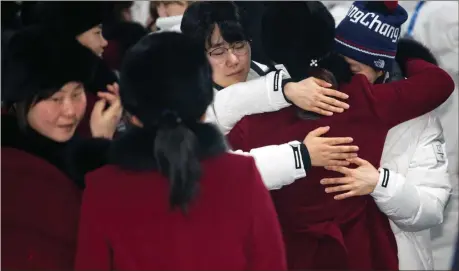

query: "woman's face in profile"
left=76, top=25, right=108, bottom=58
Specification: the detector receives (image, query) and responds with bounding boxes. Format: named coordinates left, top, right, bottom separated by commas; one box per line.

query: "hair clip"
left=310, top=59, right=318, bottom=67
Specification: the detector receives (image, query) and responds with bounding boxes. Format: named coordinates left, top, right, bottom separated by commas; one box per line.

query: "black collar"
left=108, top=123, right=228, bottom=171
left=213, top=82, right=224, bottom=91
left=2, top=114, right=73, bottom=163
left=2, top=114, right=110, bottom=189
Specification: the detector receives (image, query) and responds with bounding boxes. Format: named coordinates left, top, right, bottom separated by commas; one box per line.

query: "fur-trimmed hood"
left=108, top=123, right=228, bottom=171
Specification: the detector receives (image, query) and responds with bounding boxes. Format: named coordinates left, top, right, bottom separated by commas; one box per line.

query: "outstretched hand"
left=320, top=157, right=379, bottom=200
left=284, top=77, right=350, bottom=116
left=304, top=126, right=359, bottom=167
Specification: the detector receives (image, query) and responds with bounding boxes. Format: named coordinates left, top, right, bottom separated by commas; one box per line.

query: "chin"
left=227, top=77, right=244, bottom=86
left=51, top=131, right=76, bottom=142
left=240, top=73, right=249, bottom=82
left=53, top=136, right=73, bottom=142
left=231, top=73, right=247, bottom=84
left=239, top=68, right=250, bottom=82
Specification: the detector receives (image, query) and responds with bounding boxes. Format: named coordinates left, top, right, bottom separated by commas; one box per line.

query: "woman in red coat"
left=1, top=25, right=121, bottom=270
left=74, top=32, right=286, bottom=270
left=227, top=2, right=455, bottom=270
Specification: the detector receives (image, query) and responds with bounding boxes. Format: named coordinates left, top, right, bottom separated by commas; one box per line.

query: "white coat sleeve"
left=371, top=117, right=452, bottom=232
left=206, top=69, right=291, bottom=135
left=232, top=141, right=307, bottom=190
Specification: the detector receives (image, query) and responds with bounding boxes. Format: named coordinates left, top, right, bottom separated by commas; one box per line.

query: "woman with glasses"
left=181, top=1, right=360, bottom=191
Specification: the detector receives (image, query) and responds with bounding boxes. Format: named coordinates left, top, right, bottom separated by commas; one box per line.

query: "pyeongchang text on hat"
left=347, top=4, right=400, bottom=43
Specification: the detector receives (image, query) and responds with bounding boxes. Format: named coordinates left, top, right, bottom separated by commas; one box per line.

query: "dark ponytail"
left=153, top=114, right=201, bottom=213
left=118, top=32, right=217, bottom=212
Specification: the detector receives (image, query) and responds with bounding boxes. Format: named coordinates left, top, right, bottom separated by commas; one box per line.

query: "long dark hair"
left=119, top=32, right=214, bottom=212
left=153, top=115, right=201, bottom=211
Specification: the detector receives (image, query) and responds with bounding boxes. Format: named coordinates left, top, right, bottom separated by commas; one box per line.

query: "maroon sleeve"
left=369, top=59, right=455, bottom=128
left=226, top=117, right=250, bottom=152
left=244, top=158, right=287, bottom=271
left=74, top=174, right=111, bottom=271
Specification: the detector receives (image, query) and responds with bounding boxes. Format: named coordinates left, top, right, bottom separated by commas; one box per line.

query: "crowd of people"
left=1, top=1, right=458, bottom=270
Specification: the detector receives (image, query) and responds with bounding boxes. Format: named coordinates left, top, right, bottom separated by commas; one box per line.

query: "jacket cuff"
left=281, top=78, right=296, bottom=104
left=288, top=141, right=309, bottom=180
left=270, top=141, right=306, bottom=190
left=287, top=140, right=307, bottom=179
left=371, top=168, right=398, bottom=200
left=267, top=70, right=291, bottom=110
left=299, top=143, right=312, bottom=171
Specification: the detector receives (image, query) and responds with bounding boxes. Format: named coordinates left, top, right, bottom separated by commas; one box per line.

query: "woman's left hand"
left=320, top=157, right=379, bottom=200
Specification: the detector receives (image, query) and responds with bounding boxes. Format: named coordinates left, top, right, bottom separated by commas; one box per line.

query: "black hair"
left=11, top=93, right=49, bottom=131
left=119, top=32, right=214, bottom=212
left=261, top=1, right=336, bottom=82
left=180, top=1, right=251, bottom=50
left=309, top=52, right=354, bottom=87
left=294, top=52, right=353, bottom=120
left=8, top=84, right=86, bottom=132
left=153, top=117, right=201, bottom=212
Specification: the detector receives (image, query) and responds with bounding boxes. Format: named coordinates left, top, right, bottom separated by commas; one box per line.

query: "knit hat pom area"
left=334, top=1, right=408, bottom=71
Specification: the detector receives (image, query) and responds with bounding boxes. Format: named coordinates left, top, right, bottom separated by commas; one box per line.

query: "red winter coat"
left=2, top=149, right=82, bottom=270
left=227, top=59, right=455, bottom=270
left=1, top=115, right=109, bottom=270
left=74, top=126, right=287, bottom=270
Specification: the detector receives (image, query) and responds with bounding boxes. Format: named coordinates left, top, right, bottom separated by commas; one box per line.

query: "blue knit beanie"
left=334, top=1, right=408, bottom=71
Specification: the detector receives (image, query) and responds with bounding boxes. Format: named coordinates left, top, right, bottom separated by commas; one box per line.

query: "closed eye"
left=210, top=48, right=226, bottom=56
left=72, top=92, right=83, bottom=99
left=50, top=97, right=63, bottom=103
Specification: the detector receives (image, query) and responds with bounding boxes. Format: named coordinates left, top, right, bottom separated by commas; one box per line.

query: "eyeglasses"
left=207, top=41, right=250, bottom=62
